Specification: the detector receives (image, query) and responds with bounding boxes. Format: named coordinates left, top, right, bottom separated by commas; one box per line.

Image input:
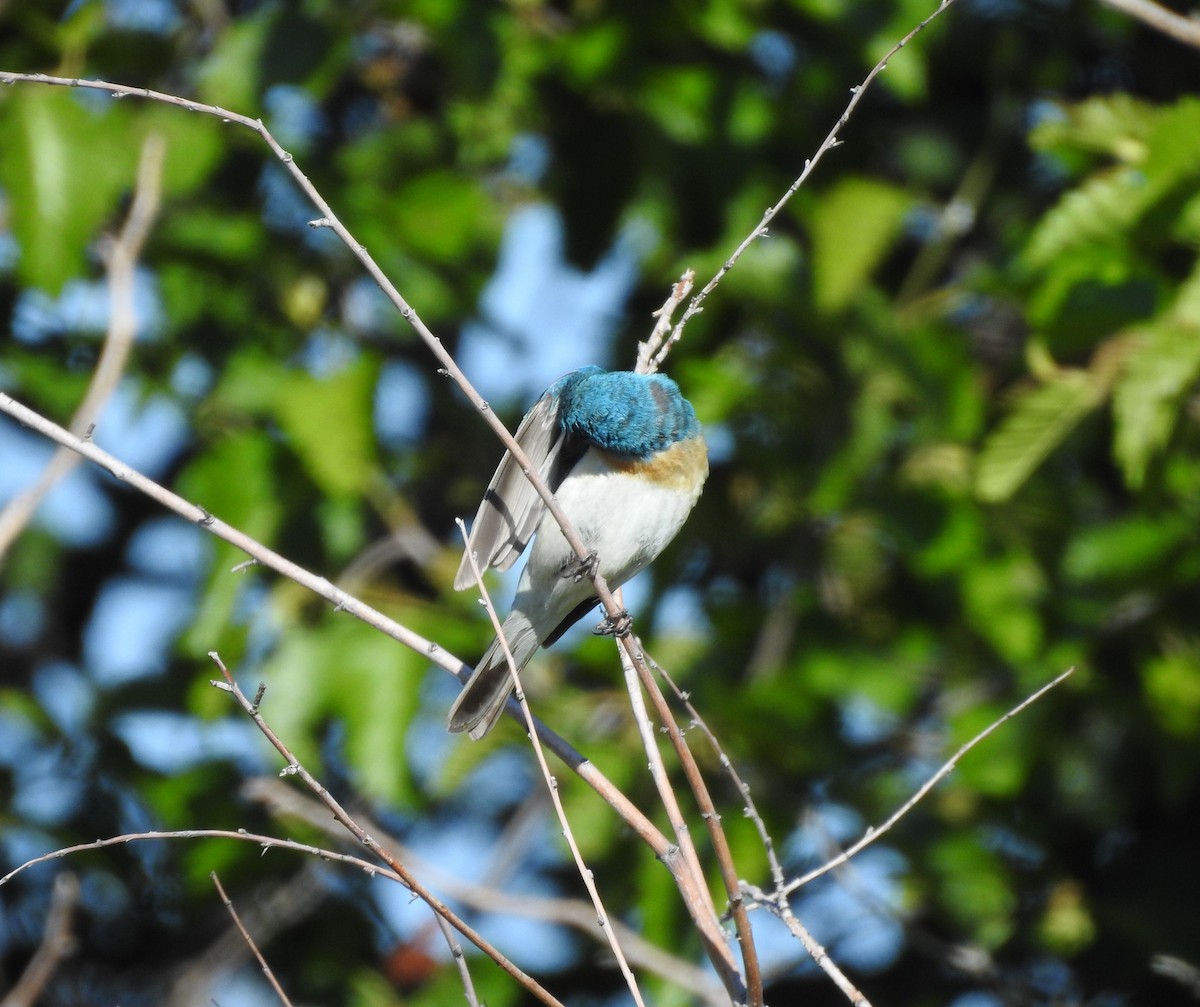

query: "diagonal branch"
left=0, top=391, right=669, bottom=855
left=667, top=0, right=962, bottom=347
left=0, top=873, right=79, bottom=1007
left=211, top=872, right=295, bottom=1007
left=784, top=667, right=1075, bottom=895
left=207, top=653, right=566, bottom=1007
left=1098, top=0, right=1200, bottom=50
left=244, top=775, right=729, bottom=1006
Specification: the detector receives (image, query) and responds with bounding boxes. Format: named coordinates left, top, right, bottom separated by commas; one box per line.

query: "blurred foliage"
left=2, top=0, right=1200, bottom=1005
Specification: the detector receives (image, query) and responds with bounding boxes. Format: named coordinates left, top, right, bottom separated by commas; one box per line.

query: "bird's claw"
left=594, top=609, right=632, bottom=638
left=561, top=550, right=599, bottom=583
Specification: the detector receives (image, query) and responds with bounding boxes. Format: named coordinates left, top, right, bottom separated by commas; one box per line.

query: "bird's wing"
left=454, top=391, right=565, bottom=590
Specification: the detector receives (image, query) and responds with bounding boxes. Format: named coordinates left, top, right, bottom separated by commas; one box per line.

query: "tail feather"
left=447, top=612, right=540, bottom=740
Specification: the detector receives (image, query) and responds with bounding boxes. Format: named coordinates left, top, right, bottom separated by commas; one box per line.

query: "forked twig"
left=206, top=653, right=566, bottom=1007
left=244, top=776, right=728, bottom=1006
left=620, top=636, right=762, bottom=1003
left=645, top=650, right=873, bottom=1005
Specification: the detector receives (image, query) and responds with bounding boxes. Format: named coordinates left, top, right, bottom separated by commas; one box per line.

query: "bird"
left=448, top=365, right=708, bottom=739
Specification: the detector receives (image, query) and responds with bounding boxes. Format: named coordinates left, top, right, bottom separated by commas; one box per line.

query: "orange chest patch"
left=596, top=436, right=709, bottom=491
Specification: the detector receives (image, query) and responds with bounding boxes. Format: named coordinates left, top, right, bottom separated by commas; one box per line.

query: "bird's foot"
left=561, top=550, right=599, bottom=583
left=594, top=609, right=632, bottom=638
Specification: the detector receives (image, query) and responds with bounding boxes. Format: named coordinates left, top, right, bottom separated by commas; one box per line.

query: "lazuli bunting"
left=449, top=366, right=708, bottom=739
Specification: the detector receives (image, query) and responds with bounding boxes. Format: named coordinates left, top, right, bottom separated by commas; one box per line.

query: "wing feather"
left=454, top=392, right=565, bottom=590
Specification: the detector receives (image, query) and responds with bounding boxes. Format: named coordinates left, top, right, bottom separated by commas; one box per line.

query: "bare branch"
left=432, top=913, right=481, bottom=1007
left=206, top=652, right=567, bottom=1007
left=774, top=899, right=874, bottom=1007
left=0, top=873, right=79, bottom=1007
left=0, top=132, right=165, bottom=559
left=636, top=269, right=695, bottom=374
left=621, top=636, right=762, bottom=1005
left=784, top=667, right=1076, bottom=895
left=0, top=830, right=397, bottom=891
left=244, top=776, right=730, bottom=1006
left=645, top=650, right=787, bottom=891
left=1098, top=0, right=1200, bottom=49
left=211, top=872, right=295, bottom=1007
left=667, top=0, right=962, bottom=344
left=166, top=866, right=327, bottom=1007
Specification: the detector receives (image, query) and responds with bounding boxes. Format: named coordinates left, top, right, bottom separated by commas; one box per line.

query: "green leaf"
left=144, top=106, right=226, bottom=197
left=196, top=10, right=269, bottom=112
left=961, top=553, right=1045, bottom=664
left=392, top=171, right=492, bottom=262
left=176, top=431, right=284, bottom=657
left=176, top=428, right=283, bottom=541
left=929, top=833, right=1015, bottom=948
left=274, top=356, right=380, bottom=498
left=640, top=67, right=716, bottom=145
left=0, top=88, right=137, bottom=291
left=1142, top=651, right=1200, bottom=737
left=1062, top=514, right=1192, bottom=583
left=1029, top=94, right=1155, bottom=161
left=1112, top=323, right=1200, bottom=488
left=975, top=371, right=1105, bottom=502
left=1140, top=97, right=1200, bottom=202
left=1022, top=167, right=1145, bottom=268
left=261, top=617, right=423, bottom=804
left=809, top=176, right=911, bottom=314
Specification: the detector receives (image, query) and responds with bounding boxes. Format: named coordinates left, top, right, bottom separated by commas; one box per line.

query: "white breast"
left=517, top=446, right=703, bottom=634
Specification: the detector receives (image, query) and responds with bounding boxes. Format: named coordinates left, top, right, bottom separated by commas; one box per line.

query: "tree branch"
left=0, top=131, right=165, bottom=559
left=0, top=873, right=79, bottom=1007
left=207, top=653, right=566, bottom=1007
left=1098, top=0, right=1200, bottom=49
left=211, top=872, right=295, bottom=1007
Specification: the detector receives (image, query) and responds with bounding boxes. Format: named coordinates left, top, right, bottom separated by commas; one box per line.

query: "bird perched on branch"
left=449, top=365, right=708, bottom=739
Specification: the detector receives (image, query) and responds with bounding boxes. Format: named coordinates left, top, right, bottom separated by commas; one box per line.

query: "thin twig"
left=620, top=636, right=761, bottom=1005
left=166, top=866, right=327, bottom=1007
left=776, top=900, right=873, bottom=1007
left=207, top=653, right=566, bottom=1007
left=0, top=132, right=165, bottom=560
left=645, top=650, right=787, bottom=890
left=636, top=269, right=695, bottom=374
left=211, top=872, right=295, bottom=1007
left=455, top=521, right=647, bottom=1007
left=667, top=0, right=961, bottom=345
left=0, top=830, right=395, bottom=891
left=0, top=873, right=79, bottom=1007
left=783, top=668, right=1076, bottom=895
left=616, top=641, right=723, bottom=934
left=433, top=913, right=481, bottom=1007
left=243, top=776, right=728, bottom=1006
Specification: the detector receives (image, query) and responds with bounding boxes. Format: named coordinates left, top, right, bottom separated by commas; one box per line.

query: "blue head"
left=552, top=366, right=701, bottom=459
